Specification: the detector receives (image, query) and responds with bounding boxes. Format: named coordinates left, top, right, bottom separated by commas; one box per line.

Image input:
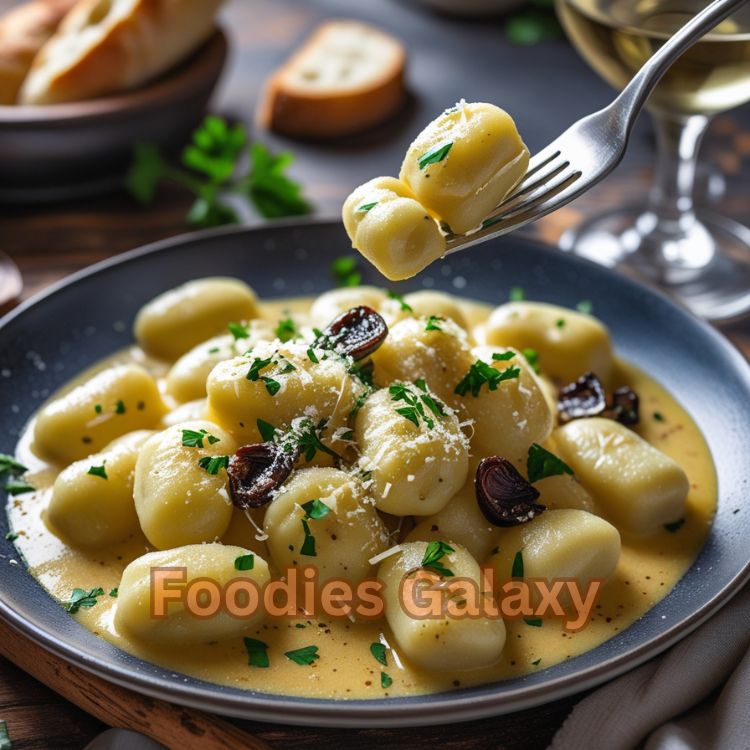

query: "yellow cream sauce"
left=6, top=296, right=716, bottom=699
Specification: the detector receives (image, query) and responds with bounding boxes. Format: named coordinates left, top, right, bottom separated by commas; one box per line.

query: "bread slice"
left=19, top=0, right=223, bottom=105
left=0, top=0, right=78, bottom=105
left=258, top=20, right=407, bottom=139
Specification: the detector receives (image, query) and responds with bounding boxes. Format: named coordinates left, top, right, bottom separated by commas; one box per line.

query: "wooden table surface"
left=1, top=0, right=749, bottom=747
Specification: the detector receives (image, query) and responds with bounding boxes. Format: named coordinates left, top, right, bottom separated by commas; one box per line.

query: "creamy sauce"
left=6, top=296, right=716, bottom=699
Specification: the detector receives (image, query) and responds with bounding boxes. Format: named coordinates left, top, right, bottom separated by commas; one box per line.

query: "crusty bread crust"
left=0, top=0, right=78, bottom=104
left=19, top=0, right=223, bottom=105
left=258, top=20, right=407, bottom=139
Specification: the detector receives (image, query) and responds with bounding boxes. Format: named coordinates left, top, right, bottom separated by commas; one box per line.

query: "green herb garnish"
left=0, top=454, right=27, bottom=479
left=418, top=141, right=453, bottom=170
left=511, top=550, right=524, bottom=578
left=387, top=290, right=412, bottom=312
left=126, top=116, right=310, bottom=228
left=505, top=4, right=562, bottom=45
left=370, top=642, right=388, bottom=666
left=425, top=315, right=444, bottom=332
left=64, top=587, right=105, bottom=614
left=509, top=286, right=525, bottom=301
left=282, top=418, right=341, bottom=463
left=454, top=360, right=520, bottom=397
left=306, top=348, right=319, bottom=364
left=301, top=499, right=331, bottom=520
left=234, top=554, right=255, bottom=571
left=94, top=404, right=103, bottom=414
left=531, top=658, right=542, bottom=666
left=257, top=419, right=277, bottom=443
left=244, top=637, right=270, bottom=668
left=181, top=428, right=220, bottom=448
left=492, top=351, right=516, bottom=362
left=275, top=318, right=299, bottom=343
left=285, top=645, right=319, bottom=666
left=381, top=671, right=393, bottom=689
left=526, top=443, right=573, bottom=483
left=0, top=719, right=11, bottom=750
left=109, top=588, right=118, bottom=598
left=4, top=480, right=34, bottom=496
left=576, top=299, right=593, bottom=314
left=524, top=617, right=543, bottom=627
left=246, top=356, right=273, bottom=381
left=389, top=382, right=446, bottom=430
left=87, top=464, right=108, bottom=480
left=5, top=532, right=18, bottom=542
left=653, top=412, right=666, bottom=422
left=228, top=321, right=250, bottom=340
left=556, top=318, right=566, bottom=329
left=421, top=540, right=454, bottom=577
left=522, top=347, right=541, bottom=374
left=331, top=256, right=362, bottom=287
left=115, top=400, right=126, bottom=414
left=357, top=202, right=378, bottom=213
left=300, top=519, right=317, bottom=556
left=664, top=518, right=685, bottom=533
left=198, top=455, right=229, bottom=475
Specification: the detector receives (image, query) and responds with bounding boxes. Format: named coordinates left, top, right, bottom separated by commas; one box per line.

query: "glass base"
left=559, top=208, right=750, bottom=322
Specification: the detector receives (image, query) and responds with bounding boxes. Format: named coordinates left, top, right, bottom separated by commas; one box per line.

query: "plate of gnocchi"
left=1, top=219, right=750, bottom=727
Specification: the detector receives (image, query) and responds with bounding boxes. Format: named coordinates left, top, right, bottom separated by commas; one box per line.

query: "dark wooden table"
left=1, top=0, right=749, bottom=747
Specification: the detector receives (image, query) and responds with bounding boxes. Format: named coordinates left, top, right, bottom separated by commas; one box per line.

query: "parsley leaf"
left=300, top=519, right=317, bottom=556
left=234, top=554, right=255, bottom=571
left=306, top=348, right=319, bottom=364
left=64, top=587, right=104, bottom=614
left=281, top=418, right=340, bottom=463
left=244, top=637, right=270, bottom=668
left=115, top=400, right=126, bottom=414
left=389, top=383, right=446, bottom=430
left=275, top=318, right=299, bottom=343
left=4, top=480, right=34, bottom=496
left=505, top=8, right=562, bottom=45
left=387, top=290, right=412, bottom=312
left=370, top=642, right=388, bottom=666
left=421, top=540, right=455, bottom=577
left=454, top=360, right=520, bottom=397
left=509, top=286, right=525, bottom=301
left=425, top=315, right=444, bottom=332
left=511, top=550, right=524, bottom=579
left=181, top=428, right=220, bottom=448
left=87, top=464, right=108, bottom=480
left=381, top=671, right=393, bottom=689
left=301, top=499, right=331, bottom=520
left=418, top=141, right=453, bottom=169
left=522, top=347, right=541, bottom=374
left=198, top=455, right=229, bottom=475
left=246, top=356, right=273, bottom=381
left=257, top=419, right=277, bottom=443
left=576, top=299, right=593, bottom=314
left=109, top=588, right=118, bottom=598
left=0, top=454, right=28, bottom=478
left=357, top=202, right=378, bottom=212
left=664, top=518, right=686, bottom=533
left=524, top=617, right=543, bottom=627
left=492, top=351, right=516, bottom=361
left=285, top=645, right=319, bottom=666
left=228, top=321, right=250, bottom=340
left=331, top=256, right=362, bottom=287
left=526, top=443, right=573, bottom=483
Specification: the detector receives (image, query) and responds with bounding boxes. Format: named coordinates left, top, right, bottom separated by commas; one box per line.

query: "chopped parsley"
left=109, top=588, right=118, bottom=598
left=4, top=480, right=34, bottom=496
left=181, top=428, right=220, bottom=448
left=94, top=404, right=103, bottom=414
left=87, top=464, right=108, bottom=480
left=425, top=315, right=444, bottom=332
left=454, top=360, right=520, bottom=397
left=653, top=412, right=666, bottom=422
left=331, top=256, right=362, bottom=287
left=387, top=289, right=412, bottom=312
left=5, top=532, right=18, bottom=542
left=511, top=551, right=524, bottom=579
left=509, top=286, right=525, bottom=301
left=0, top=454, right=27, bottom=478
left=306, top=347, right=319, bottom=364
left=389, top=382, right=446, bottom=430
left=228, top=321, right=250, bottom=340
left=370, top=642, right=388, bottom=666
left=524, top=618, right=543, bottom=627
left=526, top=443, right=573, bottom=483
left=275, top=317, right=299, bottom=343
left=357, top=201, right=378, bottom=213
left=492, top=351, right=516, bottom=362
left=300, top=519, right=317, bottom=556
left=234, top=554, right=255, bottom=571
left=349, top=389, right=370, bottom=420
left=301, top=499, right=331, bottom=520
left=208, top=346, right=220, bottom=354
left=282, top=418, right=340, bottom=463
left=381, top=671, right=393, bottom=689
left=64, top=587, right=105, bottom=614
left=244, top=637, right=270, bottom=668
left=284, top=645, right=319, bottom=666
left=664, top=518, right=685, bottom=533
left=556, top=318, right=566, bottom=329
left=114, top=400, right=126, bottom=415
left=531, top=658, right=542, bottom=666
left=421, top=540, right=454, bottom=578
left=198, top=455, right=229, bottom=475
left=257, top=419, right=277, bottom=443
left=522, top=347, right=541, bottom=374
left=576, top=299, right=593, bottom=314
left=246, top=356, right=273, bottom=380
left=418, top=141, right=453, bottom=170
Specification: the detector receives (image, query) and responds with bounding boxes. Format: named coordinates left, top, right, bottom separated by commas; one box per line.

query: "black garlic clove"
left=315, top=306, right=388, bottom=361
left=227, top=443, right=295, bottom=509
left=557, top=371, right=607, bottom=422
left=475, top=456, right=546, bottom=527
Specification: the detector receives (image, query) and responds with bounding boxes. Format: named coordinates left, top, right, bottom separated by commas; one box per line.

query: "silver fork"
left=444, top=0, right=749, bottom=254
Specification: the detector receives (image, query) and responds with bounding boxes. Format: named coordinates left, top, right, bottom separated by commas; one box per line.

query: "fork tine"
left=489, top=159, right=571, bottom=216
left=517, top=148, right=561, bottom=183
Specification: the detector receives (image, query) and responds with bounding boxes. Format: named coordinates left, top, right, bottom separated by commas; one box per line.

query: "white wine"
left=556, top=0, right=750, bottom=115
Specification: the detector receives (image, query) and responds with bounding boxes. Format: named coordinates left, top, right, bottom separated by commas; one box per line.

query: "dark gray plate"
left=1, top=220, right=749, bottom=727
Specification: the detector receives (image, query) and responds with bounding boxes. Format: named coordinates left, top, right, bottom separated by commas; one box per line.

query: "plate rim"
left=2, top=218, right=750, bottom=727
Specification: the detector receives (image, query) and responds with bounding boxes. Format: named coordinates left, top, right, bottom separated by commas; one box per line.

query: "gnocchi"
left=115, top=544, right=270, bottom=644
left=134, top=277, right=260, bottom=360
left=34, top=363, right=166, bottom=464
left=134, top=421, right=236, bottom=549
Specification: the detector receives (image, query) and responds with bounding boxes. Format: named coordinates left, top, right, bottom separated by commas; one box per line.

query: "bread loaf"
left=258, top=20, right=407, bottom=139
left=0, top=0, right=77, bottom=105
left=19, top=0, right=223, bottom=105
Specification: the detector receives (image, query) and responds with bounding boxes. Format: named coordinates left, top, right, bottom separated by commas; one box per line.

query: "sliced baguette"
left=19, top=0, right=223, bottom=105
left=0, top=0, right=78, bottom=105
left=258, top=19, right=407, bottom=139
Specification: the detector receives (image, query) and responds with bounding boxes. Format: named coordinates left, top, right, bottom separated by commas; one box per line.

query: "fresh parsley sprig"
left=421, top=540, right=455, bottom=577
left=126, top=115, right=311, bottom=228
left=454, top=359, right=521, bottom=397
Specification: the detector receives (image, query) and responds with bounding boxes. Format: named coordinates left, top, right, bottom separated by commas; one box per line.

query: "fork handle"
left=615, top=0, right=749, bottom=126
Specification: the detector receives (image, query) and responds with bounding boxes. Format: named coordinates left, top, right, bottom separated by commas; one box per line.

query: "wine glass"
left=555, top=0, right=750, bottom=321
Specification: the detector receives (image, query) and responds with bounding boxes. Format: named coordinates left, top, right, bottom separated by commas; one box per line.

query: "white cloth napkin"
left=549, top=587, right=750, bottom=750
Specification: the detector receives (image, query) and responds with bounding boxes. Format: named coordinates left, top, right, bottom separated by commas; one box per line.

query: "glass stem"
left=642, top=111, right=715, bottom=270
